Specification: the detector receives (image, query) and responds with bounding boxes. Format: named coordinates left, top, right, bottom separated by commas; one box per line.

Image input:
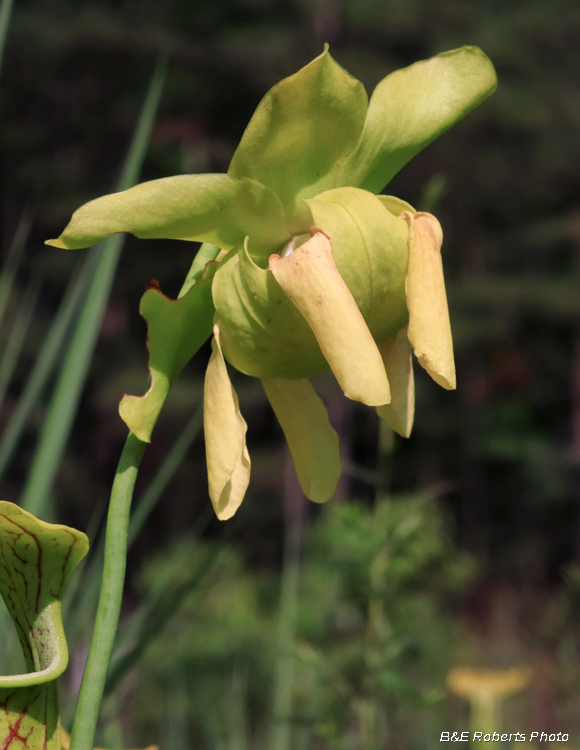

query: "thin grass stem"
left=20, top=54, right=167, bottom=517
left=104, top=542, right=221, bottom=695
left=0, top=210, right=33, bottom=336
left=270, top=454, right=304, bottom=750
left=0, top=0, right=13, bottom=81
left=0, top=251, right=95, bottom=480
left=0, top=272, right=42, bottom=407
left=127, top=402, right=203, bottom=545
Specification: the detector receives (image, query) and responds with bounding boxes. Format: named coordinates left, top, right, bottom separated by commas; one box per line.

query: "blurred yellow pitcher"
left=447, top=666, right=531, bottom=736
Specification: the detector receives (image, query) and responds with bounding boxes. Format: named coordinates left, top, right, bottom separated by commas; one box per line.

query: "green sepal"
left=0, top=683, right=60, bottom=749
left=228, top=46, right=368, bottom=234
left=45, top=174, right=289, bottom=255
left=213, top=241, right=328, bottom=380
left=307, top=187, right=409, bottom=343
left=0, top=501, right=89, bottom=687
left=119, top=264, right=216, bottom=442
left=340, top=46, right=497, bottom=194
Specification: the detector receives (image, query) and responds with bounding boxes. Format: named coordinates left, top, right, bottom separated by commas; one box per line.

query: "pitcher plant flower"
left=47, top=46, right=496, bottom=520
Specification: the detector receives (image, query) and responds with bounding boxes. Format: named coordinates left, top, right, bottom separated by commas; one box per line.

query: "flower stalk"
left=70, top=432, right=147, bottom=750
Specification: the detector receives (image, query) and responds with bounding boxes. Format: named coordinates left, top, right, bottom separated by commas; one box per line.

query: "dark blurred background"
left=2, top=0, right=580, bottom=747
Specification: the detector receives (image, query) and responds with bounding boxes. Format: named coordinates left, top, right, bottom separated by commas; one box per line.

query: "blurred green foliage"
left=122, top=495, right=472, bottom=748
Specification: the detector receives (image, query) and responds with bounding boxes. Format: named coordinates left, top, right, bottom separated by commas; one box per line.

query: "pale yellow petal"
left=269, top=230, right=391, bottom=406
left=262, top=377, right=341, bottom=503
left=203, top=323, right=251, bottom=520
left=376, top=326, right=415, bottom=438
left=403, top=211, right=456, bottom=390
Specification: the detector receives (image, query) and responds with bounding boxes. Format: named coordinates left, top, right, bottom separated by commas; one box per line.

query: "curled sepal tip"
left=204, top=323, right=251, bottom=520
left=262, top=378, right=341, bottom=503
left=403, top=212, right=456, bottom=390
left=269, top=229, right=391, bottom=406
left=376, top=326, right=415, bottom=438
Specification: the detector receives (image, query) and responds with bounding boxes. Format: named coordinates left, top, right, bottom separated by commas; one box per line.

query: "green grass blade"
left=117, top=52, right=168, bottom=192
left=20, top=234, right=123, bottom=515
left=127, top=403, right=203, bottom=545
left=61, top=499, right=108, bottom=627
left=0, top=272, right=42, bottom=407
left=104, top=541, right=221, bottom=695
left=0, top=252, right=95, bottom=480
left=20, top=54, right=167, bottom=517
left=0, top=210, right=33, bottom=336
left=163, top=669, right=189, bottom=750
left=0, top=0, right=14, bottom=81
left=229, top=665, right=248, bottom=750
left=270, top=467, right=304, bottom=750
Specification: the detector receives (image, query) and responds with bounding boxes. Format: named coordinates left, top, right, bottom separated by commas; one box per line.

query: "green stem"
left=69, top=432, right=146, bottom=750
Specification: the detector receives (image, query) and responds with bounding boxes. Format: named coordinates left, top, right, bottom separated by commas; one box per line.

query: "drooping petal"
left=204, top=323, right=250, bottom=520
left=46, top=174, right=289, bottom=254
left=403, top=212, right=456, bottom=390
left=307, top=187, right=409, bottom=343
left=340, top=46, right=497, bottom=194
left=269, top=230, right=391, bottom=406
left=212, top=239, right=328, bottom=380
left=262, top=378, right=341, bottom=503
left=119, top=262, right=216, bottom=443
left=228, top=46, right=368, bottom=234
left=375, top=326, right=415, bottom=438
